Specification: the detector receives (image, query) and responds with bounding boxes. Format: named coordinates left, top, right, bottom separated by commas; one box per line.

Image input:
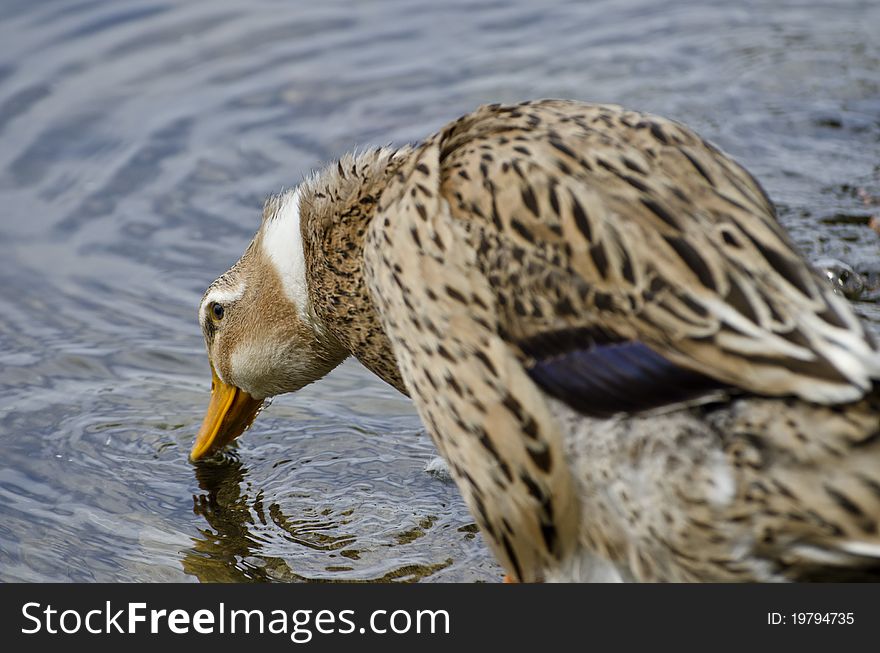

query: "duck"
left=191, top=99, right=880, bottom=582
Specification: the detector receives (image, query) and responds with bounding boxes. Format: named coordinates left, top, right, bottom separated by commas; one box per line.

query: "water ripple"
left=0, top=0, right=878, bottom=583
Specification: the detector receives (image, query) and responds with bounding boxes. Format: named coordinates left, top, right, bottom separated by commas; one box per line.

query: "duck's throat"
left=298, top=147, right=411, bottom=394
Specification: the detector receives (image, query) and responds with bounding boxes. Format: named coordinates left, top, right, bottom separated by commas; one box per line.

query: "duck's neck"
left=299, top=147, right=411, bottom=394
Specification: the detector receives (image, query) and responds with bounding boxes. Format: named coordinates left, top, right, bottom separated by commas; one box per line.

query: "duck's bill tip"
left=190, top=370, right=263, bottom=462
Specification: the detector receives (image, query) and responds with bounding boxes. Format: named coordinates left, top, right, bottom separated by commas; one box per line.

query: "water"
left=0, top=0, right=878, bottom=583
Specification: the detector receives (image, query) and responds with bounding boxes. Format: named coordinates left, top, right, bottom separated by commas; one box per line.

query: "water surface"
left=1, top=0, right=878, bottom=582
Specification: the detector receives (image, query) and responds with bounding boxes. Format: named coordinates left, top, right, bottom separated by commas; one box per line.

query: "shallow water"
left=0, top=0, right=878, bottom=582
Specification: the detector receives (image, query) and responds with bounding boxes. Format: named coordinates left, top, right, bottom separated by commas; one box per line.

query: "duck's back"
left=433, top=100, right=880, bottom=407
left=365, top=98, right=880, bottom=582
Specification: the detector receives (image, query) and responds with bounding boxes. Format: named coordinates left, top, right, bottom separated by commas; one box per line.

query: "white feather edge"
left=200, top=284, right=246, bottom=324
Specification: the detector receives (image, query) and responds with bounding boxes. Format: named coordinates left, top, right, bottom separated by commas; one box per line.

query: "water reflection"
left=185, top=454, right=454, bottom=583
left=186, top=455, right=269, bottom=582
left=0, top=0, right=877, bottom=582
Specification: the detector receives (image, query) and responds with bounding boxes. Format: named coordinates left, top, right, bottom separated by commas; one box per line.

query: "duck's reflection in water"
left=183, top=455, right=452, bottom=583
left=184, top=455, right=283, bottom=582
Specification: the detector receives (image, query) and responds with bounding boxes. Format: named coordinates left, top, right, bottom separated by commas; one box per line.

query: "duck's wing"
left=518, top=335, right=730, bottom=418
left=434, top=99, right=880, bottom=407
left=364, top=100, right=880, bottom=581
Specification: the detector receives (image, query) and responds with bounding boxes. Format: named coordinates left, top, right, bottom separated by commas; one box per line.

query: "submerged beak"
left=190, top=366, right=263, bottom=461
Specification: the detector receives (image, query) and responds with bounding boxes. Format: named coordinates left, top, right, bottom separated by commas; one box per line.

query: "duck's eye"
left=211, top=302, right=225, bottom=320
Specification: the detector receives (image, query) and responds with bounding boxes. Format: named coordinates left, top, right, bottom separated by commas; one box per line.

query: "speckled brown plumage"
left=196, top=99, right=880, bottom=582
left=299, top=147, right=412, bottom=394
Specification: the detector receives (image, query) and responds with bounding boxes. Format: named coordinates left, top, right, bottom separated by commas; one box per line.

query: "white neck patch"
left=262, top=188, right=310, bottom=320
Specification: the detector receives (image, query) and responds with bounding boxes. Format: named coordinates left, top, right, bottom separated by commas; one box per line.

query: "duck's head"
left=190, top=189, right=346, bottom=461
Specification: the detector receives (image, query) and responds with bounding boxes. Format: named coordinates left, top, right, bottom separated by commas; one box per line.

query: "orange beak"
left=190, top=366, right=263, bottom=461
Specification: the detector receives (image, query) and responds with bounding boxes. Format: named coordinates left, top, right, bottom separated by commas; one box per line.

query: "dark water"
left=0, top=0, right=878, bottom=582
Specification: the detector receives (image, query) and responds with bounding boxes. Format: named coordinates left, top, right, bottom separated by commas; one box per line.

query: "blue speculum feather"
left=520, top=335, right=729, bottom=418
